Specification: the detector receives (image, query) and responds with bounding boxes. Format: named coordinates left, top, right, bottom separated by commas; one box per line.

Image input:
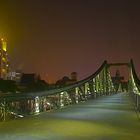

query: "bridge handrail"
left=130, top=59, right=140, bottom=92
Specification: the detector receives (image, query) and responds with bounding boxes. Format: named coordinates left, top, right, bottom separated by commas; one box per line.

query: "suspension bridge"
left=0, top=60, right=140, bottom=140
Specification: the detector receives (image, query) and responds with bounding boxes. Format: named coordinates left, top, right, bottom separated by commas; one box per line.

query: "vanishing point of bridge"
left=0, top=60, right=140, bottom=140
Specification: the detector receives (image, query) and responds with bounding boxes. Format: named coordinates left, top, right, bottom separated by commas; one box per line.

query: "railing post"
left=137, top=95, right=140, bottom=111
left=94, top=92, right=96, bottom=99
left=3, top=99, right=6, bottom=121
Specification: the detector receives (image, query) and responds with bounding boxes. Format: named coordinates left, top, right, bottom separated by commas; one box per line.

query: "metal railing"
left=0, top=61, right=115, bottom=121
left=128, top=59, right=140, bottom=111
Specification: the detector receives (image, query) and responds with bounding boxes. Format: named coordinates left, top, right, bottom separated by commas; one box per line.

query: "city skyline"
left=0, top=1, right=140, bottom=83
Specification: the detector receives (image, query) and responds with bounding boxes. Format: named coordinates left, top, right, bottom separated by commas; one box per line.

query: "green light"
left=1, top=39, right=7, bottom=51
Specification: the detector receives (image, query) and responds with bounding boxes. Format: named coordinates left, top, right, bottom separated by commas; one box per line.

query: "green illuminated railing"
left=128, top=59, right=140, bottom=111
left=0, top=60, right=115, bottom=121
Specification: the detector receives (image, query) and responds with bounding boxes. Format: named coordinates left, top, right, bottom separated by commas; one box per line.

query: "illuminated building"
left=0, top=38, right=9, bottom=79
left=7, top=69, right=23, bottom=82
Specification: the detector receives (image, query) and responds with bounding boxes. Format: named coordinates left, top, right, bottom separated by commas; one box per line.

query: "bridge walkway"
left=0, top=93, right=140, bottom=140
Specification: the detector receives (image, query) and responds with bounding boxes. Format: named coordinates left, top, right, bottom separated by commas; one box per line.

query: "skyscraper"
left=0, top=38, right=9, bottom=79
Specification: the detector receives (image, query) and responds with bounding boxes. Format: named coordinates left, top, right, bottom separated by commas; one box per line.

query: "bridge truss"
left=0, top=60, right=139, bottom=121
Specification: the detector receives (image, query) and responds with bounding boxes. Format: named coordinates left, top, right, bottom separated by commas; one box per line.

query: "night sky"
left=0, top=0, right=140, bottom=83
